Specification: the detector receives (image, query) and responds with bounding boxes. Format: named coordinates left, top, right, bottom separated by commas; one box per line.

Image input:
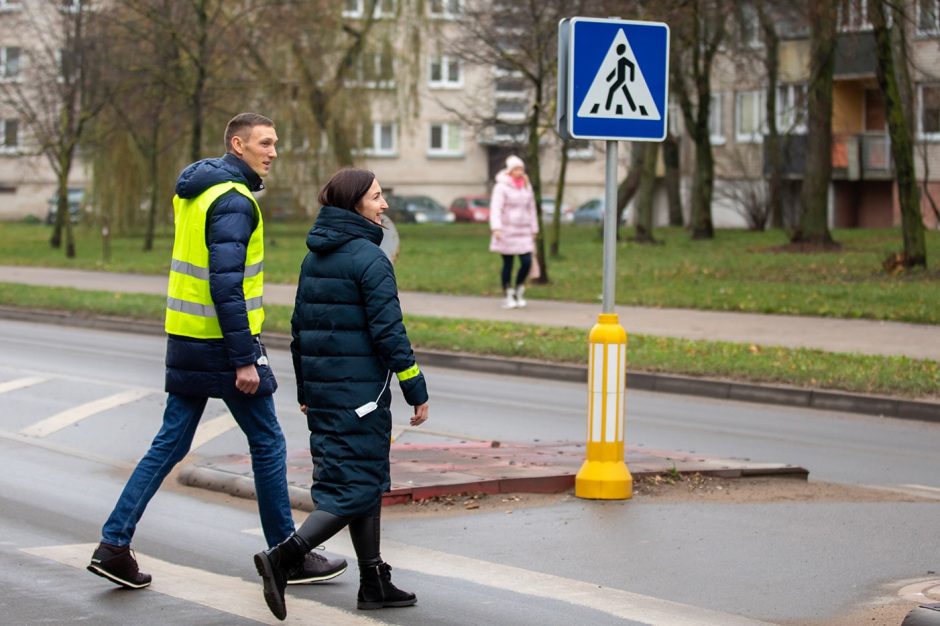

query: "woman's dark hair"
left=317, top=168, right=376, bottom=212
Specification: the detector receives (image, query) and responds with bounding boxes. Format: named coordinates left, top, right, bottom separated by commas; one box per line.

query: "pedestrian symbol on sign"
left=576, top=29, right=661, bottom=121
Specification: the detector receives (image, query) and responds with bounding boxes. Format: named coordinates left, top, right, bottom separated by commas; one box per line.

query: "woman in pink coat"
left=489, top=155, right=538, bottom=308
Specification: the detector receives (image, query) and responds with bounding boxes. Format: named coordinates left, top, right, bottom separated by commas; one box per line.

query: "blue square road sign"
left=559, top=18, right=670, bottom=142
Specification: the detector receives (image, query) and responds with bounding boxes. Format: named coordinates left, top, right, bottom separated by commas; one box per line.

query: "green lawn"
left=3, top=220, right=939, bottom=323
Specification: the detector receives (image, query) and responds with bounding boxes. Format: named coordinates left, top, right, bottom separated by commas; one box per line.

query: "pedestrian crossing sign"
left=558, top=18, right=670, bottom=142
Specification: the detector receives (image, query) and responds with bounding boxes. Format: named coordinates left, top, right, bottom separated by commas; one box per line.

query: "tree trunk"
left=662, top=134, right=683, bottom=226
left=526, top=105, right=548, bottom=284
left=793, top=1, right=837, bottom=246
left=634, top=142, right=659, bottom=243
left=551, top=141, right=570, bottom=258
left=871, top=0, right=926, bottom=268
left=615, top=143, right=646, bottom=240
left=759, top=0, right=784, bottom=229
left=690, top=133, right=715, bottom=239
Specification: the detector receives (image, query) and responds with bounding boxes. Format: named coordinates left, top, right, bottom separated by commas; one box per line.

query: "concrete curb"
left=2, top=304, right=938, bottom=423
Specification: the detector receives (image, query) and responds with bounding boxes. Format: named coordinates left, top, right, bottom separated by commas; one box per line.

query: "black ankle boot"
left=254, top=534, right=309, bottom=620
left=357, top=562, right=417, bottom=610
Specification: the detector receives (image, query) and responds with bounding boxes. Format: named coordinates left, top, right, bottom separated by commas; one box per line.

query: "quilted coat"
left=164, top=153, right=276, bottom=398
left=488, top=169, right=538, bottom=255
left=291, top=206, right=429, bottom=516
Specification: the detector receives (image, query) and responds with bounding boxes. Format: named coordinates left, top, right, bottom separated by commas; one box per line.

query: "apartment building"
left=703, top=0, right=940, bottom=229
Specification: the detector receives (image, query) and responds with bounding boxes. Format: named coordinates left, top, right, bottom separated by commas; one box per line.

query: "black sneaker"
left=287, top=549, right=348, bottom=585
left=87, top=542, right=152, bottom=589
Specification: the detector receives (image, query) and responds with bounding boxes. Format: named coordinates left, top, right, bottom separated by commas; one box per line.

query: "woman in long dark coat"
left=254, top=168, right=429, bottom=621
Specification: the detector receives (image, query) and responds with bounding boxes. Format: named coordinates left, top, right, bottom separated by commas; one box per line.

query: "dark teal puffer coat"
left=290, top=206, right=429, bottom=516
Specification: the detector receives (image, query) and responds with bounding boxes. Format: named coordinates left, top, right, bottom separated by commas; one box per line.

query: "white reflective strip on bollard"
left=617, top=345, right=626, bottom=441
left=605, top=343, right=619, bottom=442
left=591, top=343, right=604, bottom=442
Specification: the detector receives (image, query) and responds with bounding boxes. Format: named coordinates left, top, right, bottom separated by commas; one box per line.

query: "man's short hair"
left=224, top=112, right=274, bottom=152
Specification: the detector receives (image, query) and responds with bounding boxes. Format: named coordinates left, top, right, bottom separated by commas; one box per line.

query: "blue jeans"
left=101, top=392, right=295, bottom=548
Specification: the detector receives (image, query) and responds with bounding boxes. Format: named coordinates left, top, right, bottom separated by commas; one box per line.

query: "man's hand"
left=410, top=402, right=429, bottom=427
left=235, top=364, right=260, bottom=395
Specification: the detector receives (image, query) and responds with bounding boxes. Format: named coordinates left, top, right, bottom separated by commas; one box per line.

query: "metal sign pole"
left=602, top=140, right=618, bottom=313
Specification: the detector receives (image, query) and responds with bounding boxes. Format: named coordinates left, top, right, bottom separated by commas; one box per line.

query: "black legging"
left=501, top=253, right=532, bottom=290
left=295, top=504, right=382, bottom=568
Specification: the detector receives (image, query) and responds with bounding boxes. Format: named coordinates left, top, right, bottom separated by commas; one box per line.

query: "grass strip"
left=1, top=282, right=936, bottom=400
left=4, top=223, right=939, bottom=324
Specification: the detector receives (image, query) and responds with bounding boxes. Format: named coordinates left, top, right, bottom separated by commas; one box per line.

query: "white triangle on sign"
left=576, top=29, right=661, bottom=121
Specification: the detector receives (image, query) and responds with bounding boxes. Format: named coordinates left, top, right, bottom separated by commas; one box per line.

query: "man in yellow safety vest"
left=87, top=113, right=346, bottom=590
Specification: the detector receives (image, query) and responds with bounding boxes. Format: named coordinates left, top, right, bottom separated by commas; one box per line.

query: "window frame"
left=357, top=121, right=398, bottom=157
left=0, top=0, right=23, bottom=12
left=776, top=83, right=808, bottom=135
left=709, top=93, right=725, bottom=145
left=0, top=46, right=20, bottom=81
left=917, top=0, right=940, bottom=36
left=0, top=119, right=19, bottom=154
left=917, top=82, right=940, bottom=141
left=428, top=0, right=461, bottom=20
left=427, top=121, right=464, bottom=157
left=428, top=54, right=462, bottom=89
left=735, top=90, right=766, bottom=143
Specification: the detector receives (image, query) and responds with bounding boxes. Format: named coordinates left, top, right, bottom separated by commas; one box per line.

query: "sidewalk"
left=5, top=264, right=940, bottom=360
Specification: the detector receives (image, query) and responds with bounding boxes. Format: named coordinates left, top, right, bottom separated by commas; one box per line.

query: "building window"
left=59, top=0, right=81, bottom=13
left=0, top=47, right=20, bottom=81
left=358, top=122, right=397, bottom=156
left=837, top=0, right=872, bottom=32
left=343, top=0, right=363, bottom=17
left=429, top=0, right=461, bottom=19
left=353, top=52, right=394, bottom=88
left=429, top=55, right=461, bottom=88
left=917, top=0, right=940, bottom=35
left=735, top=90, right=765, bottom=143
left=493, top=123, right=526, bottom=142
left=428, top=122, right=463, bottom=156
left=738, top=2, right=762, bottom=48
left=566, top=139, right=594, bottom=159
left=0, top=1, right=23, bottom=12
left=918, top=83, right=940, bottom=140
left=776, top=83, right=807, bottom=134
left=709, top=93, right=725, bottom=145
left=495, top=98, right=526, bottom=121
left=1, top=119, right=18, bottom=153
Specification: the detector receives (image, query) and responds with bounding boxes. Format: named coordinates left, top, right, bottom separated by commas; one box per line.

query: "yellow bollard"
left=575, top=312, right=633, bottom=500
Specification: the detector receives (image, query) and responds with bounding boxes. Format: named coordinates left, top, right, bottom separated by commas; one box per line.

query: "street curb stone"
left=2, top=304, right=938, bottom=423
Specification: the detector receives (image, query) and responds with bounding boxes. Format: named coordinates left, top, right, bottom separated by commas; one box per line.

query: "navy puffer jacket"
left=291, top=206, right=428, bottom=516
left=164, top=153, right=277, bottom=398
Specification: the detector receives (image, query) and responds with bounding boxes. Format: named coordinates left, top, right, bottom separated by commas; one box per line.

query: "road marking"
left=864, top=484, right=940, bottom=501
left=245, top=530, right=774, bottom=626
left=19, top=389, right=152, bottom=438
left=0, top=428, right=134, bottom=469
left=22, top=544, right=380, bottom=626
left=0, top=376, right=48, bottom=394
left=189, top=412, right=237, bottom=451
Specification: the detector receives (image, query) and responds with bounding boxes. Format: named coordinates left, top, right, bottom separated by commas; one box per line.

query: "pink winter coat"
left=489, top=170, right=538, bottom=255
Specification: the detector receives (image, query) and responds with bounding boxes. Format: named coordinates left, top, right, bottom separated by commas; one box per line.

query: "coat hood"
left=307, top=205, right=384, bottom=254
left=175, top=153, right=263, bottom=200
left=495, top=168, right=530, bottom=189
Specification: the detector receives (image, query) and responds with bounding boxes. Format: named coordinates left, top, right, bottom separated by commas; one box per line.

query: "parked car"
left=449, top=195, right=490, bottom=223
left=386, top=194, right=455, bottom=224
left=540, top=197, right=574, bottom=223
left=45, top=187, right=85, bottom=225
left=572, top=198, right=632, bottom=225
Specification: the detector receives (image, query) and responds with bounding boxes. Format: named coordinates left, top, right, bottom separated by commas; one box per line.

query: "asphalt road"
left=1, top=319, right=939, bottom=625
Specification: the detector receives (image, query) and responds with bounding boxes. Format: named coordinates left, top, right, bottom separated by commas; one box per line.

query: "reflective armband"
left=396, top=364, right=420, bottom=381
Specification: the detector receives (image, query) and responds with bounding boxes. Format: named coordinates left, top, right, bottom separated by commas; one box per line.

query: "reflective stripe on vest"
left=396, top=364, right=421, bottom=381
left=165, top=181, right=265, bottom=338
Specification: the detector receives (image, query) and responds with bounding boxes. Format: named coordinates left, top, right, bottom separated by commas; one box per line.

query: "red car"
left=449, top=195, right=491, bottom=223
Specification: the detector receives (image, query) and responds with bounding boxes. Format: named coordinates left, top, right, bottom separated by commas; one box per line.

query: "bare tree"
left=668, top=0, right=730, bottom=240
left=0, top=0, right=106, bottom=257
left=871, top=0, right=926, bottom=268
left=791, top=0, right=837, bottom=247
left=633, top=141, right=660, bottom=242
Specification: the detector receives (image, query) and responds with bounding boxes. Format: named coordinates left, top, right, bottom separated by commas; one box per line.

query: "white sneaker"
left=515, top=286, right=527, bottom=308
left=501, top=288, right=517, bottom=308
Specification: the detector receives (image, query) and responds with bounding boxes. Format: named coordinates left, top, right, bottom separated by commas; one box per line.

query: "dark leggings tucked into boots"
left=294, top=505, right=382, bottom=570
left=501, top=253, right=532, bottom=290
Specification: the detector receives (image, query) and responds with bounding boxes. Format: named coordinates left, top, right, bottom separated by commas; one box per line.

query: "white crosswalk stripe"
left=19, top=389, right=152, bottom=438
left=245, top=529, right=776, bottom=626
left=22, top=544, right=381, bottom=625
left=0, top=376, right=48, bottom=394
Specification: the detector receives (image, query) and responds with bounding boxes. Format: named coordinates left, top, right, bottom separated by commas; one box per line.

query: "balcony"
left=764, top=132, right=892, bottom=180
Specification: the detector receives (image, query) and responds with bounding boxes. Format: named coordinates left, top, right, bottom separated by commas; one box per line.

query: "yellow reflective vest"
left=165, top=182, right=265, bottom=338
